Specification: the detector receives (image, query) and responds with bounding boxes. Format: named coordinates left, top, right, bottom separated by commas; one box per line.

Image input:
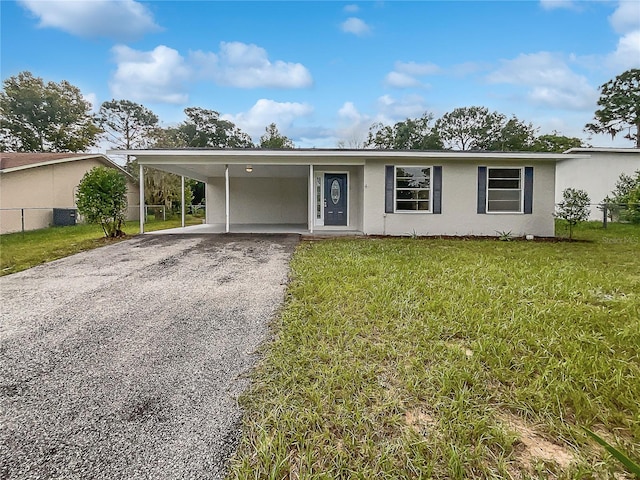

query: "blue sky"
left=1, top=0, right=639, bottom=150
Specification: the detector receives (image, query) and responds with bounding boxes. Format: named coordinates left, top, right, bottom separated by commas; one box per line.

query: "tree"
left=365, top=113, right=442, bottom=150
left=603, top=170, right=640, bottom=223
left=585, top=69, right=640, bottom=148
left=554, top=188, right=591, bottom=240
left=95, top=99, right=159, bottom=172
left=489, top=116, right=538, bottom=151
left=532, top=132, right=584, bottom=152
left=76, top=167, right=128, bottom=238
left=177, top=107, right=253, bottom=148
left=0, top=71, right=100, bottom=152
left=435, top=106, right=505, bottom=150
left=259, top=123, right=294, bottom=148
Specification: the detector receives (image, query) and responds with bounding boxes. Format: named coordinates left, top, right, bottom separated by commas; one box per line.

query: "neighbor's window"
left=395, top=166, right=431, bottom=212
left=487, top=167, right=522, bottom=213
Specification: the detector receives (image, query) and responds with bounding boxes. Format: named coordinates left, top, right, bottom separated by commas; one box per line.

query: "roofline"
left=564, top=147, right=640, bottom=154
left=110, top=148, right=589, bottom=162
left=1, top=153, right=136, bottom=180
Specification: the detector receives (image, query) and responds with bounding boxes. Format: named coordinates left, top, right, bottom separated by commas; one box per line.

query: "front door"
left=324, top=174, right=347, bottom=226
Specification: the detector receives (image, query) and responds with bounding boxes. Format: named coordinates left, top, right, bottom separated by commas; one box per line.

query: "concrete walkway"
left=0, top=234, right=299, bottom=480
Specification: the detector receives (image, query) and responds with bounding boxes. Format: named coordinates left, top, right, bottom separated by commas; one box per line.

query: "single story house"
left=115, top=149, right=590, bottom=238
left=556, top=148, right=640, bottom=221
left=0, top=153, right=139, bottom=234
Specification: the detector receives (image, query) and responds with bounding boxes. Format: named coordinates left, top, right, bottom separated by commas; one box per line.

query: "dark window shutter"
left=433, top=166, right=442, bottom=214
left=477, top=166, right=487, bottom=214
left=524, top=166, right=534, bottom=214
left=385, top=165, right=394, bottom=213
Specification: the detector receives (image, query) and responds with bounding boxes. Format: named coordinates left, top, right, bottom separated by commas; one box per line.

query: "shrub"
left=76, top=166, right=128, bottom=238
left=603, top=170, right=640, bottom=224
left=554, top=188, right=590, bottom=240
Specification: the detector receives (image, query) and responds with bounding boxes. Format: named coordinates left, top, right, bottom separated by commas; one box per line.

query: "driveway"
left=0, top=234, right=299, bottom=479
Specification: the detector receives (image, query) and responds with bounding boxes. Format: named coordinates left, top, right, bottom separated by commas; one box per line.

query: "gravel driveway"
left=0, top=234, right=298, bottom=480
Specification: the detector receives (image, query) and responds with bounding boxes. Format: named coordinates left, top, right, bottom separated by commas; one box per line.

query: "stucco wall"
left=556, top=151, right=640, bottom=220
left=363, top=159, right=556, bottom=237
left=206, top=176, right=307, bottom=225
left=0, top=159, right=140, bottom=234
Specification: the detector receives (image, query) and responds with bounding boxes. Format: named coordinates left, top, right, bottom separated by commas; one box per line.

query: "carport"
left=113, top=149, right=365, bottom=235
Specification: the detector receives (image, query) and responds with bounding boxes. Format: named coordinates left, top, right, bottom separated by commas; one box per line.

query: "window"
left=487, top=167, right=522, bottom=213
left=395, top=166, right=431, bottom=212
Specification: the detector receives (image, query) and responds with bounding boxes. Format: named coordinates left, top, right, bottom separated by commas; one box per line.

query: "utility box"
left=53, top=208, right=77, bottom=227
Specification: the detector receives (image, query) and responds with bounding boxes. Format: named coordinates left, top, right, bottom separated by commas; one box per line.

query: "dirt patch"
left=405, top=408, right=437, bottom=437
left=499, top=413, right=576, bottom=473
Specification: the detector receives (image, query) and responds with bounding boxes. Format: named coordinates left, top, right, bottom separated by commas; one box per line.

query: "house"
left=0, top=153, right=139, bottom=234
left=115, top=149, right=590, bottom=237
left=556, top=148, right=640, bottom=220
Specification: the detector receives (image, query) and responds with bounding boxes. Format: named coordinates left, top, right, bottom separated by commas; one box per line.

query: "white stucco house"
left=556, top=148, right=640, bottom=220
left=114, top=149, right=594, bottom=238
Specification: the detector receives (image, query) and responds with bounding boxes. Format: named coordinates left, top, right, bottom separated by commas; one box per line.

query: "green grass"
left=230, top=222, right=640, bottom=479
left=0, top=215, right=203, bottom=276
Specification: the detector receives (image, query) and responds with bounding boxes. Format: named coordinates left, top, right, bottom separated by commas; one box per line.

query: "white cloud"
left=341, top=17, right=371, bottom=36
left=18, top=0, right=160, bottom=40
left=110, top=45, right=191, bottom=104
left=190, top=42, right=313, bottom=88
left=539, top=0, right=578, bottom=10
left=609, top=1, right=640, bottom=34
left=222, top=99, right=313, bottom=139
left=395, top=61, right=441, bottom=76
left=486, top=52, right=598, bottom=110
left=607, top=30, right=640, bottom=69
left=344, top=4, right=360, bottom=13
left=384, top=72, right=424, bottom=88
left=376, top=94, right=429, bottom=120
left=83, top=92, right=99, bottom=113
left=384, top=61, right=440, bottom=88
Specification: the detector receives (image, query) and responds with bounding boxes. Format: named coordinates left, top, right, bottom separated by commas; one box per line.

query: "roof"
left=108, top=148, right=591, bottom=183
left=564, top=147, right=640, bottom=154
left=0, top=152, right=135, bottom=180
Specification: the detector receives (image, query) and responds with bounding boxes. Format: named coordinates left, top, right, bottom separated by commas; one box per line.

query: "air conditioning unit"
left=53, top=208, right=77, bottom=227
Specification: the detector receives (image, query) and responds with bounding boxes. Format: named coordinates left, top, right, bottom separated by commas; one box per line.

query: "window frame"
left=394, top=165, right=433, bottom=213
left=486, top=166, right=524, bottom=214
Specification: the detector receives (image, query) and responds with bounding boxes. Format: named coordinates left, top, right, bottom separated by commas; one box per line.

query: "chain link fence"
left=1, top=205, right=206, bottom=235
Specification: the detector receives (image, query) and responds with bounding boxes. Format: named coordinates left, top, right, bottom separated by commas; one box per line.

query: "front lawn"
left=0, top=215, right=202, bottom=276
left=230, top=223, right=640, bottom=479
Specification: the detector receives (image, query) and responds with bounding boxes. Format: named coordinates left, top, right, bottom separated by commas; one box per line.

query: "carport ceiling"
left=139, top=163, right=309, bottom=183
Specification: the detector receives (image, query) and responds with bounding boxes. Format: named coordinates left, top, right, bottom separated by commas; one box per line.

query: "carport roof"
left=109, top=148, right=590, bottom=183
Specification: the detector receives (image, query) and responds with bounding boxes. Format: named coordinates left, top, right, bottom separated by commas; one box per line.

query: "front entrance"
left=324, top=173, right=348, bottom=226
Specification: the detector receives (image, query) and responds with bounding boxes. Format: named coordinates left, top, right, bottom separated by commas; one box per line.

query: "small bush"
left=76, top=167, right=128, bottom=238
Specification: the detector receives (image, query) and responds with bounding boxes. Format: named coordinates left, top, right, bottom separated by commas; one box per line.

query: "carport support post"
left=308, top=164, right=314, bottom=234
left=139, top=164, right=145, bottom=234
left=225, top=164, right=230, bottom=233
left=181, top=176, right=185, bottom=228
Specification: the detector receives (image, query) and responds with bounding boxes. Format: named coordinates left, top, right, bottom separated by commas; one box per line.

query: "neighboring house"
left=117, top=149, right=590, bottom=237
left=0, top=153, right=139, bottom=234
left=556, top=148, right=640, bottom=220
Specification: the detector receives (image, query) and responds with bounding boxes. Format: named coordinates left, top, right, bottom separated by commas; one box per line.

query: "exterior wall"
left=314, top=166, right=364, bottom=231
left=556, top=151, right=640, bottom=220
left=363, top=159, right=556, bottom=237
left=0, top=159, right=140, bottom=234
left=206, top=176, right=307, bottom=225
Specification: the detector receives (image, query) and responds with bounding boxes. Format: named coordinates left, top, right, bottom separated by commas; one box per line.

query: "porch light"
left=245, top=165, right=253, bottom=173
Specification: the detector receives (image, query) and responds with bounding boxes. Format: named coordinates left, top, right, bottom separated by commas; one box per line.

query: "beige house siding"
left=0, top=159, right=139, bottom=234
left=556, top=149, right=640, bottom=220
left=363, top=159, right=556, bottom=237
left=206, top=177, right=307, bottom=225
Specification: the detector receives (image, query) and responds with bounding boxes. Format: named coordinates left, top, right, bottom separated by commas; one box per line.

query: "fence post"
left=163, top=206, right=166, bottom=221
left=21, top=208, right=25, bottom=236
left=602, top=204, right=608, bottom=229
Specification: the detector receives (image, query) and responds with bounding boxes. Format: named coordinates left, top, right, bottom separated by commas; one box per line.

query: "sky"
left=1, top=0, right=639, bottom=152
